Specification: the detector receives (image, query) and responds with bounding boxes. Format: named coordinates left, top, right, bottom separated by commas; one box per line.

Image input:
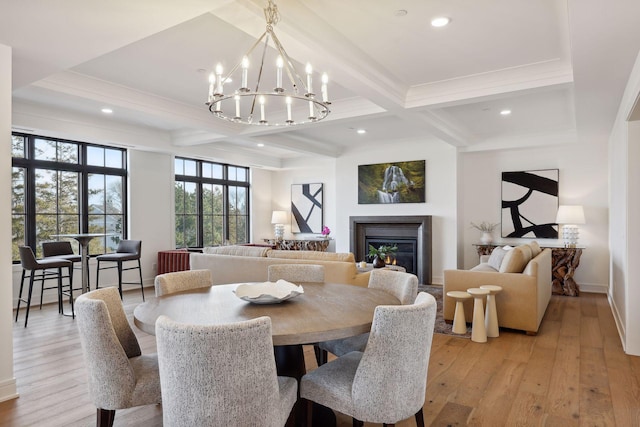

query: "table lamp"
left=555, top=205, right=585, bottom=248
left=271, top=210, right=288, bottom=241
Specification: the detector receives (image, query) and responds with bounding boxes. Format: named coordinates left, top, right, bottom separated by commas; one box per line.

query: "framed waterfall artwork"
left=357, top=160, right=426, bottom=204
left=291, top=183, right=323, bottom=233
left=501, top=169, right=559, bottom=238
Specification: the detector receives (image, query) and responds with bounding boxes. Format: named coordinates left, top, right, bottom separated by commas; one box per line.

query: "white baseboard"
left=579, top=282, right=608, bottom=294
left=608, top=292, right=626, bottom=353
left=0, top=378, right=19, bottom=403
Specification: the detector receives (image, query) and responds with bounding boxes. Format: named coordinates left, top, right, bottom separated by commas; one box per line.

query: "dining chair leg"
left=24, top=273, right=36, bottom=327
left=97, top=408, right=115, bottom=427
left=313, top=345, right=327, bottom=366
left=117, top=262, right=123, bottom=299
left=352, top=418, right=364, bottom=427
left=306, top=399, right=313, bottom=427
left=15, top=270, right=26, bottom=322
left=137, top=259, right=144, bottom=301
left=68, top=265, right=75, bottom=318
left=95, top=260, right=101, bottom=290
left=57, top=268, right=64, bottom=314
left=39, top=270, right=47, bottom=310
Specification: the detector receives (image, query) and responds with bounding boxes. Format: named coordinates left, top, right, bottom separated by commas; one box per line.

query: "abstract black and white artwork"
left=501, top=169, right=559, bottom=238
left=291, top=183, right=323, bottom=233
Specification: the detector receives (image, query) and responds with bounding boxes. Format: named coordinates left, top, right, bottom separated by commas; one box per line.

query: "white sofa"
left=189, top=245, right=370, bottom=287
left=443, top=242, right=552, bottom=334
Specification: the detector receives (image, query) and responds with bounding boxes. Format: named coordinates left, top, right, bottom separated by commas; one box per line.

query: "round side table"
left=480, top=285, right=503, bottom=338
left=466, top=288, right=490, bottom=343
left=446, top=291, right=472, bottom=334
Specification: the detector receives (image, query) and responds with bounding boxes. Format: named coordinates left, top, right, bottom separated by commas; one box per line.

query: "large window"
left=175, top=157, right=249, bottom=248
left=11, top=133, right=127, bottom=262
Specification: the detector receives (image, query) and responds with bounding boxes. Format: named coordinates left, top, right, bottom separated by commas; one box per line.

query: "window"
left=175, top=157, right=249, bottom=248
left=11, top=133, right=127, bottom=262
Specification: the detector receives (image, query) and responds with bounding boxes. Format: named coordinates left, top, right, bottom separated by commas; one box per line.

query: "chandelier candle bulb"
left=305, top=63, right=313, bottom=95
left=215, top=63, right=224, bottom=96
left=241, top=56, right=249, bottom=90
left=321, top=73, right=329, bottom=102
left=208, top=73, right=215, bottom=103
left=308, top=100, right=315, bottom=119
left=286, top=96, right=293, bottom=123
left=276, top=56, right=284, bottom=91
left=259, top=96, right=266, bottom=123
left=234, top=94, right=241, bottom=119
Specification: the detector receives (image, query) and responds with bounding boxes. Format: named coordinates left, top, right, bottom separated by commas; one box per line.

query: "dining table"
left=133, top=281, right=400, bottom=426
left=52, top=233, right=113, bottom=294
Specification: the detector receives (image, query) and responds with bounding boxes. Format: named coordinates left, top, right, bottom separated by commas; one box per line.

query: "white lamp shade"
left=271, top=210, right=288, bottom=224
left=555, top=205, right=585, bottom=225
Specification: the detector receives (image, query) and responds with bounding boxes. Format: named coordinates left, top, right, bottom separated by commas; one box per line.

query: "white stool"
left=480, top=285, right=503, bottom=338
left=446, top=291, right=472, bottom=334
left=467, top=288, right=490, bottom=343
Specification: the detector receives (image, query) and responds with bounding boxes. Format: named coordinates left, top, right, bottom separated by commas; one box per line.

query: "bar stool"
left=16, top=246, right=74, bottom=327
left=447, top=291, right=472, bottom=334
left=467, top=287, right=490, bottom=343
left=95, top=240, right=144, bottom=300
left=42, top=241, right=88, bottom=290
left=480, top=285, right=503, bottom=338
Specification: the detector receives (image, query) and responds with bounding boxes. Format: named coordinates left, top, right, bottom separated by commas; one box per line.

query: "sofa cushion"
left=266, top=250, right=355, bottom=263
left=499, top=245, right=531, bottom=273
left=528, top=241, right=542, bottom=257
left=202, top=245, right=270, bottom=257
left=470, top=263, right=498, bottom=272
left=487, top=247, right=508, bottom=271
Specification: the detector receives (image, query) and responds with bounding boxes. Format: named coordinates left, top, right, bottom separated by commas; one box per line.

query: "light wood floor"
left=1, top=289, right=639, bottom=426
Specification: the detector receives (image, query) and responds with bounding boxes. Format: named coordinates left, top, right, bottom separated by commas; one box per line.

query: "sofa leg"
left=526, top=331, right=537, bottom=336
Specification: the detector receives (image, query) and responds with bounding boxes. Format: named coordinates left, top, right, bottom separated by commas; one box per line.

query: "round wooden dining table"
left=133, top=282, right=400, bottom=426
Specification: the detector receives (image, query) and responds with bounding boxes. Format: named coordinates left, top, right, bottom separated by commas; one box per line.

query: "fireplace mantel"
left=350, top=216, right=432, bottom=285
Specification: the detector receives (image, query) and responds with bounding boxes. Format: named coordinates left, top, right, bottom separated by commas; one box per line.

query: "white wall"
left=335, top=139, right=458, bottom=285
left=250, top=167, right=274, bottom=243
left=460, top=142, right=610, bottom=292
left=0, top=43, right=18, bottom=403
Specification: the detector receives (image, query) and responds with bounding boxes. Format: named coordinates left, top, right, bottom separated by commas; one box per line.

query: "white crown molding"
left=458, top=128, right=578, bottom=152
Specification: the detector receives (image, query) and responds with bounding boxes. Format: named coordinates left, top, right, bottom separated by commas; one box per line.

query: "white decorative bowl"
left=233, top=280, right=304, bottom=304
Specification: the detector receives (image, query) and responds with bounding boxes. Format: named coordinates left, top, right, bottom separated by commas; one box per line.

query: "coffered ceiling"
left=2, top=0, right=639, bottom=168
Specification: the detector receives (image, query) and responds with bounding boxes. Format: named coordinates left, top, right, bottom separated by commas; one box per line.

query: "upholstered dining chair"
left=155, top=315, right=297, bottom=427
left=315, top=269, right=419, bottom=365
left=267, top=263, right=325, bottom=283
left=154, top=269, right=213, bottom=297
left=95, top=239, right=144, bottom=300
left=75, top=287, right=161, bottom=427
left=15, top=246, right=73, bottom=327
left=301, top=292, right=436, bottom=427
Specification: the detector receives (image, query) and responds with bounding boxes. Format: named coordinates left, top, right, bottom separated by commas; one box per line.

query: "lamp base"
left=561, top=225, right=579, bottom=248
left=274, top=224, right=284, bottom=241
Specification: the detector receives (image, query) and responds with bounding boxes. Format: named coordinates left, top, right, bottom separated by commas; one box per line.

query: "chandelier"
left=206, top=0, right=331, bottom=126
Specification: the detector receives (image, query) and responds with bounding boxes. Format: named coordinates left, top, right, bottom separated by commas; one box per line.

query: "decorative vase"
left=372, top=255, right=386, bottom=268
left=480, top=231, right=493, bottom=244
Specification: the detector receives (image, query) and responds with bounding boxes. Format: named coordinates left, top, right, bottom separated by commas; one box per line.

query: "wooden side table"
left=551, top=247, right=583, bottom=296
left=263, top=238, right=331, bottom=251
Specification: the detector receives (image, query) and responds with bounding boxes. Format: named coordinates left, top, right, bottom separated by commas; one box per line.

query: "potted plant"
left=470, top=221, right=499, bottom=244
left=368, top=244, right=398, bottom=268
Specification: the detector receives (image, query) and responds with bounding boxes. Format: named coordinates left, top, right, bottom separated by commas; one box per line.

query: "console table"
left=263, top=238, right=330, bottom=251
left=472, top=243, right=584, bottom=296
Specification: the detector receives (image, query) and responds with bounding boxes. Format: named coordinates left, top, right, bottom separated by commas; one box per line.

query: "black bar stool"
left=16, top=246, right=74, bottom=327
left=95, top=240, right=144, bottom=301
left=42, top=240, right=88, bottom=290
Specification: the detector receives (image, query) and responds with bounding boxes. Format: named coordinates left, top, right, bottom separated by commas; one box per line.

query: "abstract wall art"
left=291, top=183, right=323, bottom=233
left=358, top=160, right=425, bottom=204
left=501, top=169, right=559, bottom=238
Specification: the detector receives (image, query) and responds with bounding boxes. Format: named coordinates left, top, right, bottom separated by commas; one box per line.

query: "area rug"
left=419, top=285, right=471, bottom=338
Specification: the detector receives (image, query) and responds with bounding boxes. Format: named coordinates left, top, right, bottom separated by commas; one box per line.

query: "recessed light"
left=257, top=143, right=265, bottom=147
left=394, top=9, right=408, bottom=17
left=500, top=109, right=512, bottom=116
left=101, top=108, right=113, bottom=114
left=356, top=129, right=366, bottom=134
left=431, top=17, right=450, bottom=27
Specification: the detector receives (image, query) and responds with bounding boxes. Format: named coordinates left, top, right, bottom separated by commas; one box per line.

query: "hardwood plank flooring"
left=1, top=291, right=639, bottom=426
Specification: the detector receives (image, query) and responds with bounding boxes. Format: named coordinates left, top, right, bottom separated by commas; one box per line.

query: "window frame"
left=11, top=133, right=128, bottom=262
left=174, top=157, right=250, bottom=248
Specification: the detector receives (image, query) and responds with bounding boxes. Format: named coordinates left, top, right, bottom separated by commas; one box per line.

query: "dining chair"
left=75, top=287, right=161, bottom=427
left=155, top=315, right=297, bottom=427
left=15, top=246, right=73, bottom=327
left=315, top=269, right=419, bottom=365
left=154, top=269, right=212, bottom=297
left=301, top=291, right=436, bottom=427
left=42, top=240, right=87, bottom=288
left=95, top=239, right=144, bottom=300
left=267, top=264, right=325, bottom=283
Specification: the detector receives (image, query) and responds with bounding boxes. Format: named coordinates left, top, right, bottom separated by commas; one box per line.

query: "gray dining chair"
left=267, top=264, right=325, bottom=283
left=155, top=315, right=297, bottom=427
left=301, top=291, right=436, bottom=427
left=154, top=269, right=212, bottom=297
left=15, top=246, right=73, bottom=327
left=95, top=239, right=144, bottom=300
left=315, top=269, right=419, bottom=365
left=75, top=287, right=161, bottom=427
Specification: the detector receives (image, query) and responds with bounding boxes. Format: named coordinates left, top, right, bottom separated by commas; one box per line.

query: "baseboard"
left=609, top=292, right=627, bottom=353
left=579, top=282, right=608, bottom=294
left=0, top=378, right=19, bottom=403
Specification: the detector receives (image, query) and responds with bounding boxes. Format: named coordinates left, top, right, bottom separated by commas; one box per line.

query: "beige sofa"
left=443, top=242, right=552, bottom=334
left=189, top=245, right=370, bottom=287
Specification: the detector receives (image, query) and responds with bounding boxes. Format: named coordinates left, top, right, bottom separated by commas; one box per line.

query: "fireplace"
left=350, top=216, right=432, bottom=285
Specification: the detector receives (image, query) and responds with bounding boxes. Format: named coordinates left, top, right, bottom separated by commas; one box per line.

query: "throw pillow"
left=529, top=241, right=542, bottom=257
left=487, top=247, right=507, bottom=271
left=499, top=246, right=529, bottom=273
left=266, top=250, right=355, bottom=263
